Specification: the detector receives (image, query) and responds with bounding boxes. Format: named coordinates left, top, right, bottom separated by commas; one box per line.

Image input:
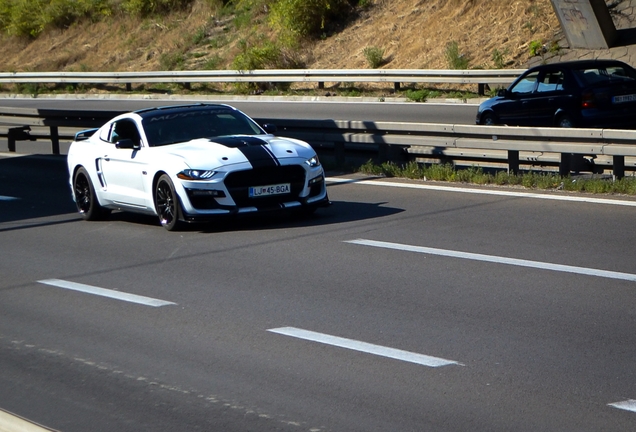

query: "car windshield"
left=573, top=65, right=636, bottom=86
left=142, top=108, right=264, bottom=147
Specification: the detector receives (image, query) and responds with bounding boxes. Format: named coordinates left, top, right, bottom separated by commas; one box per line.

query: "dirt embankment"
left=0, top=0, right=562, bottom=74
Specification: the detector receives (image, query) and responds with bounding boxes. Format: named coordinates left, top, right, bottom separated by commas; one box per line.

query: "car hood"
left=478, top=96, right=505, bottom=110
left=157, top=135, right=312, bottom=168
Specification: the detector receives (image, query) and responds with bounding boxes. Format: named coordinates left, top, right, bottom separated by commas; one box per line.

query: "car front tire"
left=481, top=112, right=496, bottom=125
left=154, top=174, right=183, bottom=231
left=73, top=167, right=109, bottom=221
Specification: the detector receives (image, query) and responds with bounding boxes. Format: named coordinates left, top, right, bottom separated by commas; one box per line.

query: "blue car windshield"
left=142, top=108, right=264, bottom=147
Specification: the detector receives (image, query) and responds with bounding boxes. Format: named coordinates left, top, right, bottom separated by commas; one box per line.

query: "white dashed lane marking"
left=609, top=400, right=636, bottom=413
left=268, top=327, right=462, bottom=368
left=345, top=239, right=636, bottom=282
left=0, top=408, right=55, bottom=432
left=38, top=279, right=176, bottom=307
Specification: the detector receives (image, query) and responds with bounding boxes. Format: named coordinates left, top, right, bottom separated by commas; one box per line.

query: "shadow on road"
left=0, top=154, right=76, bottom=224
left=0, top=155, right=403, bottom=231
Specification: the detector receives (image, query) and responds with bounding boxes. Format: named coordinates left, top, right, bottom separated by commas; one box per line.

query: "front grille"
left=225, top=165, right=306, bottom=207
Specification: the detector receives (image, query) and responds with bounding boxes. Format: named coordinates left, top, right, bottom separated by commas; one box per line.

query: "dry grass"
left=0, top=0, right=560, bottom=74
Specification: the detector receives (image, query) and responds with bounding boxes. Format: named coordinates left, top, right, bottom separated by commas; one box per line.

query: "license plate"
left=249, top=183, right=291, bottom=197
left=613, top=94, right=636, bottom=104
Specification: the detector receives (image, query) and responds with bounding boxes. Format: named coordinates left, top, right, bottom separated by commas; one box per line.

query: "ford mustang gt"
left=67, top=103, right=330, bottom=230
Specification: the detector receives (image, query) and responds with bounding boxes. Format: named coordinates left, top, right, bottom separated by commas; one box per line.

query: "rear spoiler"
left=74, top=128, right=99, bottom=141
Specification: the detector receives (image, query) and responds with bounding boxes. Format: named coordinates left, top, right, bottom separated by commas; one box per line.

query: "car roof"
left=133, top=103, right=236, bottom=119
left=530, top=59, right=633, bottom=71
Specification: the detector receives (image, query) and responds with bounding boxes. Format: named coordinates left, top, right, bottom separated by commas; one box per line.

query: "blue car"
left=476, top=59, right=636, bottom=129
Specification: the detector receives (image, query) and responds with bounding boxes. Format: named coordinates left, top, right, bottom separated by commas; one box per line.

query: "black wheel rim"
left=74, top=173, right=91, bottom=214
left=156, top=181, right=176, bottom=226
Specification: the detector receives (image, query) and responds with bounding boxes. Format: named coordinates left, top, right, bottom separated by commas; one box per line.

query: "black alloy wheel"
left=73, top=167, right=109, bottom=221
left=155, top=174, right=183, bottom=231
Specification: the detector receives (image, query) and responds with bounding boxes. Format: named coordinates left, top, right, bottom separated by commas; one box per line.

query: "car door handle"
left=103, top=155, right=110, bottom=161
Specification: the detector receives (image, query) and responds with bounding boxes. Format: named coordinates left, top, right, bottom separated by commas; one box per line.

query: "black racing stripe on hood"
left=213, top=136, right=279, bottom=168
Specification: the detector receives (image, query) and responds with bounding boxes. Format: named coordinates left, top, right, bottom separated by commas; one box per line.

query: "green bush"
left=269, top=0, right=352, bottom=40
left=445, top=41, right=469, bottom=70
left=405, top=89, right=428, bottom=102
left=0, top=0, right=194, bottom=37
left=491, top=48, right=508, bottom=69
left=120, top=0, right=193, bottom=17
left=159, top=51, right=186, bottom=70
left=231, top=39, right=303, bottom=91
left=529, top=40, right=544, bottom=57
left=232, top=39, right=283, bottom=70
left=363, top=46, right=384, bottom=68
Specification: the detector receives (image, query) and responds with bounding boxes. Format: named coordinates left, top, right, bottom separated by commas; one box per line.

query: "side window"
left=537, top=71, right=565, bottom=93
left=110, top=119, right=142, bottom=147
left=510, top=71, right=539, bottom=95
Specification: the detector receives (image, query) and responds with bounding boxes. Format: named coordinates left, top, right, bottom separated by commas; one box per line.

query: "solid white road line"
left=0, top=195, right=18, bottom=201
left=268, top=327, right=461, bottom=368
left=345, top=239, right=636, bottom=282
left=38, top=279, right=176, bottom=307
left=325, top=177, right=636, bottom=207
left=0, top=408, right=57, bottom=432
left=609, top=399, right=636, bottom=413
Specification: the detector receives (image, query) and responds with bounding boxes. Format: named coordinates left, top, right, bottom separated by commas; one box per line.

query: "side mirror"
left=496, top=88, right=507, bottom=97
left=116, top=139, right=140, bottom=150
left=262, top=123, right=277, bottom=134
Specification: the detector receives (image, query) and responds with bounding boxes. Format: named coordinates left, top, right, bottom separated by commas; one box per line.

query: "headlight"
left=305, top=156, right=320, bottom=167
left=177, top=169, right=217, bottom=180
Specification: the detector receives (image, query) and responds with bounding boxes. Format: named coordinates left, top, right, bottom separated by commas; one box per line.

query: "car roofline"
left=133, top=103, right=236, bottom=117
left=528, top=59, right=632, bottom=71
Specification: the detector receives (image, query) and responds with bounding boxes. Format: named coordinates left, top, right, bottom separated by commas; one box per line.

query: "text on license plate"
left=613, top=94, right=636, bottom=104
left=249, top=183, right=291, bottom=197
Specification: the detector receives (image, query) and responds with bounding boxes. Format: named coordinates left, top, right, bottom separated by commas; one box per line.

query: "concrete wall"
left=550, top=0, right=617, bottom=49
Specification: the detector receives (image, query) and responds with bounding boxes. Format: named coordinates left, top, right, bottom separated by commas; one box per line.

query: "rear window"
left=574, top=65, right=636, bottom=86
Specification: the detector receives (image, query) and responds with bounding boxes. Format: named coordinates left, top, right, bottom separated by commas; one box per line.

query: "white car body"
left=67, top=104, right=329, bottom=230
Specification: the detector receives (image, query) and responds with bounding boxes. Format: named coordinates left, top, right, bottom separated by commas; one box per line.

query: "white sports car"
left=67, top=103, right=330, bottom=230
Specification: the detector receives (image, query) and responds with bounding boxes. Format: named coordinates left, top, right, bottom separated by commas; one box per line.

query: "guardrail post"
left=8, top=129, right=15, bottom=152
left=508, top=150, right=519, bottom=174
left=613, top=155, right=625, bottom=179
left=394, top=82, right=400, bottom=91
left=126, top=83, right=132, bottom=92
left=50, top=126, right=60, bottom=155
left=478, top=83, right=490, bottom=96
left=318, top=82, right=324, bottom=90
left=559, top=153, right=571, bottom=176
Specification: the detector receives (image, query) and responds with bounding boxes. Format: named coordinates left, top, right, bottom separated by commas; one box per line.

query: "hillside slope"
left=0, top=0, right=633, bottom=87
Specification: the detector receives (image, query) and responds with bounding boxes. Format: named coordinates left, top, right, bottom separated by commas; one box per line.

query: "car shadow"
left=0, top=155, right=403, bottom=232
left=109, top=199, right=403, bottom=233
left=0, top=154, right=77, bottom=225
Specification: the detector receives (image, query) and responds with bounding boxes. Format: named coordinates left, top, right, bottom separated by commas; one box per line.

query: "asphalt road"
left=1, top=153, right=636, bottom=431
left=0, top=96, right=478, bottom=124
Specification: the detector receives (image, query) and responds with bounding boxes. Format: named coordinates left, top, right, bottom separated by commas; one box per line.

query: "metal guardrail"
left=2, top=106, right=636, bottom=178
left=0, top=69, right=524, bottom=93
